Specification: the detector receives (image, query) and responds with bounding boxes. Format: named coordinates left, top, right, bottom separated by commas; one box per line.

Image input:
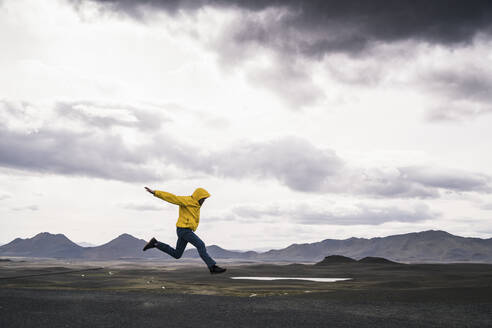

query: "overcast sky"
left=1, top=0, right=492, bottom=249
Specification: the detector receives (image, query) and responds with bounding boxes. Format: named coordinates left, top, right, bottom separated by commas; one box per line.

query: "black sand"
left=1, top=260, right=491, bottom=327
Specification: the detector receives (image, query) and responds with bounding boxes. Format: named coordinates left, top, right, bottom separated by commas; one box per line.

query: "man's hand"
left=144, top=187, right=155, bottom=195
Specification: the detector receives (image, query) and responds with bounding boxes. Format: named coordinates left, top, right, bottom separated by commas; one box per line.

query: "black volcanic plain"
left=1, top=258, right=491, bottom=327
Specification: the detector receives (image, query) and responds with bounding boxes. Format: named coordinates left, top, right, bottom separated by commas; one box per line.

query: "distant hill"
left=0, top=232, right=84, bottom=258
left=254, top=230, right=492, bottom=263
left=1, top=230, right=492, bottom=263
left=358, top=256, right=399, bottom=264
left=81, top=234, right=161, bottom=260
left=315, top=255, right=399, bottom=265
left=0, top=232, right=162, bottom=260
left=315, top=255, right=357, bottom=265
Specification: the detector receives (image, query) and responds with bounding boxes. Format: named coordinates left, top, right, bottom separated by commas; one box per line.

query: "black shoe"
left=209, top=265, right=226, bottom=274
left=143, top=237, right=157, bottom=251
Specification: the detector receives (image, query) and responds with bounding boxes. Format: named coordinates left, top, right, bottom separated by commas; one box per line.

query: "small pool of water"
left=231, top=277, right=352, bottom=282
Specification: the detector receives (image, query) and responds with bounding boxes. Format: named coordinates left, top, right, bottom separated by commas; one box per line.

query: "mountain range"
left=1, top=230, right=492, bottom=263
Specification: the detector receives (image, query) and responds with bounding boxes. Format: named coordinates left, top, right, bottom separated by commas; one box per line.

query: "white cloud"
left=118, top=202, right=164, bottom=211
left=0, top=192, right=11, bottom=201
left=11, top=205, right=39, bottom=211
left=3, top=100, right=491, bottom=198
left=226, top=200, right=437, bottom=226
left=480, top=203, right=492, bottom=211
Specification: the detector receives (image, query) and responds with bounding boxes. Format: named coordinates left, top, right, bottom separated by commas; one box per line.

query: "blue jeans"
left=155, top=227, right=216, bottom=268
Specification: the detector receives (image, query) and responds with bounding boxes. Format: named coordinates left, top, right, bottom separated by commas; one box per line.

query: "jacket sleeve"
left=154, top=190, right=197, bottom=206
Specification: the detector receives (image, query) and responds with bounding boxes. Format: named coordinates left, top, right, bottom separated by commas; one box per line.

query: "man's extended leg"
left=154, top=235, right=188, bottom=259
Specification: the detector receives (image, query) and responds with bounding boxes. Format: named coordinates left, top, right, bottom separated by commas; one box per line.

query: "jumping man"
left=142, top=187, right=226, bottom=274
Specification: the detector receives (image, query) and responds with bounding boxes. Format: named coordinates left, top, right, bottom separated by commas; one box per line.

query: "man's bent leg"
left=155, top=236, right=188, bottom=259
left=181, top=230, right=216, bottom=268
left=173, top=234, right=188, bottom=258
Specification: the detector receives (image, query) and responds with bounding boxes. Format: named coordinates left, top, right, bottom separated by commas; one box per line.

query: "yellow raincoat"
left=153, top=188, right=210, bottom=231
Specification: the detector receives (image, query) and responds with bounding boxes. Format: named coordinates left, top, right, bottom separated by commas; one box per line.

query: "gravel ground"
left=1, top=261, right=491, bottom=327
left=1, top=287, right=491, bottom=328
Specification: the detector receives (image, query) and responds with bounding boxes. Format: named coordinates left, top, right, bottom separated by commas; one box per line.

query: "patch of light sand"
left=231, top=277, right=352, bottom=282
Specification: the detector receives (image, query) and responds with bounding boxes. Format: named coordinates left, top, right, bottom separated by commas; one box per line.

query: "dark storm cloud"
left=82, top=0, right=492, bottom=55
left=0, top=123, right=159, bottom=182
left=0, top=100, right=185, bottom=183
left=2, top=123, right=491, bottom=197
left=351, top=166, right=492, bottom=198
left=147, top=136, right=344, bottom=192
left=422, top=67, right=492, bottom=121
left=167, top=137, right=435, bottom=197
left=427, top=68, right=492, bottom=103
left=246, top=57, right=324, bottom=109
left=400, top=166, right=492, bottom=193
left=156, top=135, right=492, bottom=197
left=77, top=0, right=492, bottom=110
left=209, top=137, right=344, bottom=192
left=1, top=97, right=344, bottom=190
left=350, top=168, right=441, bottom=199
left=2, top=101, right=492, bottom=196
left=230, top=202, right=435, bottom=225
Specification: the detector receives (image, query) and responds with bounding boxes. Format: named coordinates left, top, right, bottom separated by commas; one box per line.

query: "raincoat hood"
left=192, top=188, right=210, bottom=202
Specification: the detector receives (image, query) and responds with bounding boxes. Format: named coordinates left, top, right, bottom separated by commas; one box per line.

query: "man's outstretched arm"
left=144, top=187, right=196, bottom=206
